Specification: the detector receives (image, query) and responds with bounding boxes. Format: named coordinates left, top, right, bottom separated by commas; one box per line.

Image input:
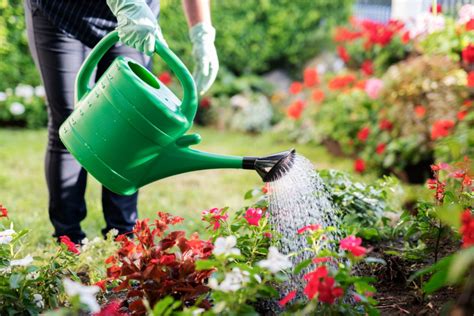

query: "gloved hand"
left=189, top=23, right=219, bottom=96
left=106, top=0, right=166, bottom=55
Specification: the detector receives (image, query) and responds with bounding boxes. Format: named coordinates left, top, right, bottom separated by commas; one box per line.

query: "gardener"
left=24, top=0, right=218, bottom=244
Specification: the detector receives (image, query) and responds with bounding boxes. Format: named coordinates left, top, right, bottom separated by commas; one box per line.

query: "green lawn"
left=0, top=126, right=356, bottom=248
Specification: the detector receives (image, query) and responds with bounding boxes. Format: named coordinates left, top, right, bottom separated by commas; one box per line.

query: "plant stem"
left=434, top=219, right=443, bottom=263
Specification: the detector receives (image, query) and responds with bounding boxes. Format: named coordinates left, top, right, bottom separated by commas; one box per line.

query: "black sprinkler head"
left=243, top=149, right=296, bottom=182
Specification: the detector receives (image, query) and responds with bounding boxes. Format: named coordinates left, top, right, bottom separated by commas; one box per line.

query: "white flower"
left=33, top=293, right=44, bottom=309
left=0, top=267, right=12, bottom=275
left=0, top=92, right=7, bottom=102
left=458, top=4, right=474, bottom=24
left=34, top=86, right=46, bottom=98
left=15, top=84, right=35, bottom=99
left=411, top=12, right=445, bottom=38
left=208, top=268, right=250, bottom=292
left=63, top=278, right=100, bottom=313
left=257, top=247, right=292, bottom=273
left=26, top=271, right=40, bottom=280
left=0, top=229, right=15, bottom=244
left=213, top=236, right=241, bottom=257
left=10, top=255, right=33, bottom=267
left=192, top=308, right=205, bottom=315
left=9, top=102, right=25, bottom=116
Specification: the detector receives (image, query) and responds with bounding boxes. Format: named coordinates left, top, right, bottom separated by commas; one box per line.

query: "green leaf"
left=293, top=258, right=313, bottom=274
left=152, top=296, right=181, bottom=316
left=9, top=273, right=22, bottom=289
left=434, top=204, right=463, bottom=229
left=448, top=247, right=474, bottom=282
left=195, top=260, right=218, bottom=270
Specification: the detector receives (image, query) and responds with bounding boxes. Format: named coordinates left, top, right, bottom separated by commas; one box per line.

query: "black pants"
left=25, top=0, right=151, bottom=243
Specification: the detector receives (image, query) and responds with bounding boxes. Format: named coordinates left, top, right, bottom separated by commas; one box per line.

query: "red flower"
left=59, top=235, right=80, bottom=254
left=304, top=266, right=344, bottom=303
left=289, top=82, right=303, bottom=95
left=313, top=257, right=335, bottom=264
left=361, top=60, right=374, bottom=76
left=457, top=110, right=468, bottom=121
left=429, top=4, right=442, bottom=13
left=355, top=80, right=367, bottom=90
left=328, top=74, right=356, bottom=90
left=158, top=72, right=172, bottom=85
left=464, top=100, right=473, bottom=108
left=431, top=120, right=455, bottom=140
left=376, top=143, right=386, bottom=155
left=94, top=280, right=107, bottom=291
left=279, top=290, right=297, bottom=307
left=468, top=71, right=474, bottom=87
left=337, top=46, right=350, bottom=63
left=311, top=89, right=325, bottom=103
left=333, top=26, right=362, bottom=42
left=199, top=97, right=211, bottom=109
left=340, top=235, right=367, bottom=257
left=379, top=119, right=393, bottom=130
left=304, top=68, right=319, bottom=87
left=466, top=18, right=474, bottom=31
left=414, top=105, right=426, bottom=118
left=354, top=159, right=366, bottom=173
left=261, top=183, right=270, bottom=194
left=401, top=31, right=410, bottom=44
left=287, top=100, right=306, bottom=120
left=0, top=205, right=7, bottom=218
left=244, top=208, right=263, bottom=226
left=460, top=209, right=474, bottom=248
left=201, top=208, right=228, bottom=230
left=357, top=127, right=370, bottom=142
left=297, top=224, right=321, bottom=234
left=462, top=44, right=474, bottom=64
left=263, top=232, right=272, bottom=239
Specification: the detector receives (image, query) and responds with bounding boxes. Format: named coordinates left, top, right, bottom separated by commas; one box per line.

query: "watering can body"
left=60, top=31, right=243, bottom=195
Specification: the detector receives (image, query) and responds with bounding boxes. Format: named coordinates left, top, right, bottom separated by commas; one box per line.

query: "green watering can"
left=59, top=31, right=295, bottom=195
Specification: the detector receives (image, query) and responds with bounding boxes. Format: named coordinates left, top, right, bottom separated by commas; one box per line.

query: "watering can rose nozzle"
left=243, top=149, right=296, bottom=182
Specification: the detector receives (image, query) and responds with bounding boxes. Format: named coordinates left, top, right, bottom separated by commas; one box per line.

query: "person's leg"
left=96, top=45, right=152, bottom=237
left=25, top=0, right=89, bottom=243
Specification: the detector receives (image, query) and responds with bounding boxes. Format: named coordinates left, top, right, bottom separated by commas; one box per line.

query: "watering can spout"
left=142, top=134, right=296, bottom=186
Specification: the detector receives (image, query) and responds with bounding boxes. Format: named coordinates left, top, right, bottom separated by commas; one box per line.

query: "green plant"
left=0, top=85, right=47, bottom=128
left=158, top=0, right=353, bottom=76
left=0, top=205, right=78, bottom=315
left=320, top=169, right=402, bottom=241
left=0, top=0, right=40, bottom=91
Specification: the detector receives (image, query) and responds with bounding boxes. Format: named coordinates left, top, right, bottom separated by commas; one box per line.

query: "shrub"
left=0, top=85, right=47, bottom=128
left=159, top=0, right=353, bottom=75
left=0, top=0, right=40, bottom=91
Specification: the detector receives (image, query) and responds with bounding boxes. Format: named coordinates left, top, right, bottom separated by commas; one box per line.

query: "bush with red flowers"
left=333, top=17, right=411, bottom=75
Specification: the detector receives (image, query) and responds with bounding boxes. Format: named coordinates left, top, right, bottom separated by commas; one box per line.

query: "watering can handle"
left=75, top=30, right=198, bottom=124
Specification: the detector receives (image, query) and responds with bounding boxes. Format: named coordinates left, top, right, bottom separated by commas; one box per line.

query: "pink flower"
left=244, top=208, right=263, bottom=226
left=365, top=78, right=383, bottom=99
left=340, top=235, right=366, bottom=257
left=297, top=224, right=321, bottom=234
left=201, top=208, right=228, bottom=230
left=279, top=290, right=297, bottom=307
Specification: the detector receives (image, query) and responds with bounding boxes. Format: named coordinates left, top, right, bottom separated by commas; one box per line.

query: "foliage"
left=159, top=0, right=353, bottom=76
left=105, top=212, right=215, bottom=315
left=417, top=8, right=474, bottom=63
left=0, top=0, right=40, bottom=91
left=0, top=206, right=78, bottom=315
left=396, top=159, right=473, bottom=262
left=320, top=169, right=402, bottom=241
left=0, top=85, right=47, bottom=128
left=281, top=226, right=382, bottom=315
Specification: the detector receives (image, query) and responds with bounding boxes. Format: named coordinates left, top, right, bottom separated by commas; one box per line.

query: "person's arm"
left=182, top=0, right=211, bottom=26
left=182, top=0, right=219, bottom=96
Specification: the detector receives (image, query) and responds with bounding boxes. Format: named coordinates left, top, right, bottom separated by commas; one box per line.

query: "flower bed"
left=274, top=6, right=474, bottom=183
left=1, top=163, right=473, bottom=315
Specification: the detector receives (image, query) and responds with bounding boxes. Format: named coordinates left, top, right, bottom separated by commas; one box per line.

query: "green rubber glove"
left=106, top=0, right=166, bottom=55
left=189, top=23, right=219, bottom=96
